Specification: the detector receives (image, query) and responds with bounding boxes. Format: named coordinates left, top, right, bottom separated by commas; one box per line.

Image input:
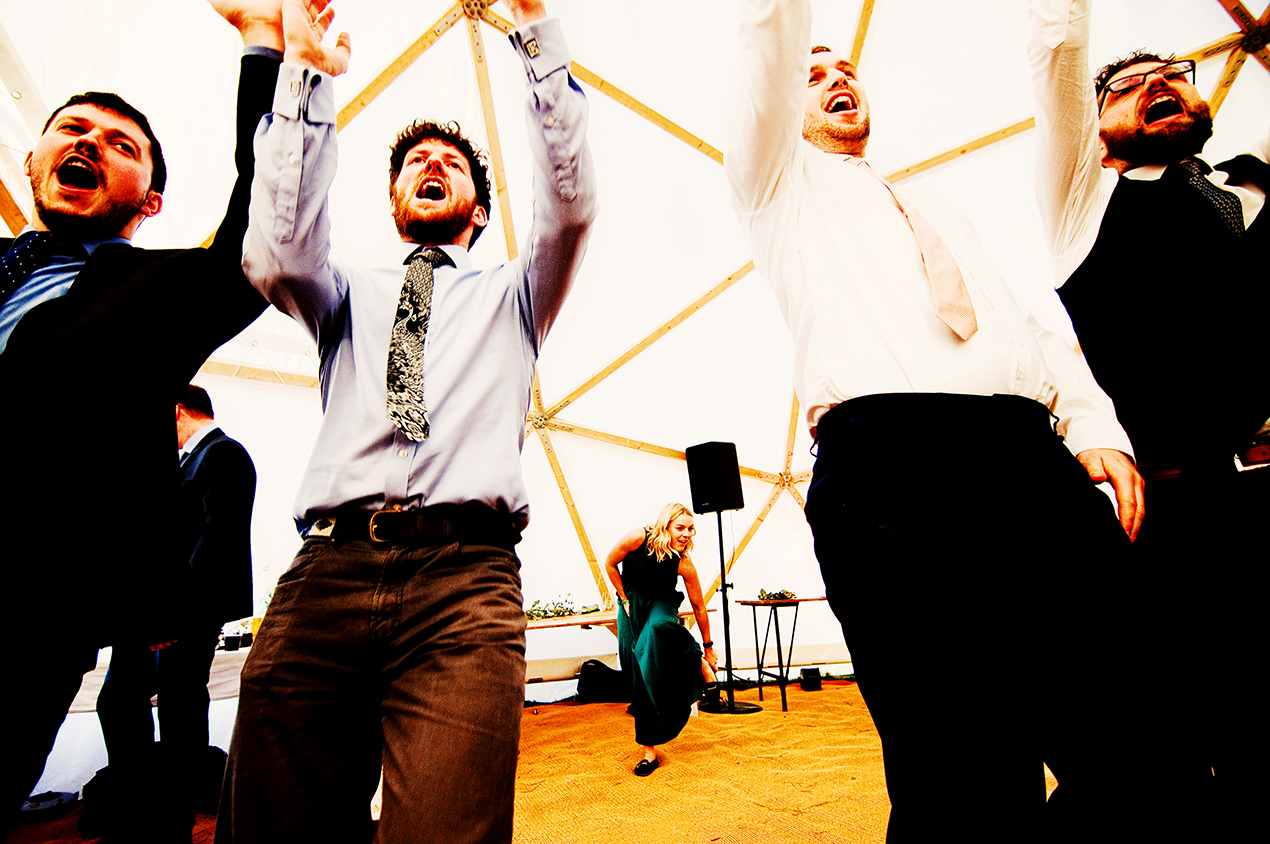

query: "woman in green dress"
left=604, top=503, right=718, bottom=776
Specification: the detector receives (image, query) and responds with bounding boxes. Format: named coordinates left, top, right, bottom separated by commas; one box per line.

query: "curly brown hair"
left=388, top=120, right=492, bottom=245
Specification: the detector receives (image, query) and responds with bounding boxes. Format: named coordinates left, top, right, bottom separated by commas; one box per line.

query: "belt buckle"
left=368, top=506, right=404, bottom=543
left=1234, top=442, right=1270, bottom=473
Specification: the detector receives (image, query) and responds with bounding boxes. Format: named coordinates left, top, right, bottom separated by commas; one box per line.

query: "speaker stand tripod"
left=697, top=509, right=761, bottom=715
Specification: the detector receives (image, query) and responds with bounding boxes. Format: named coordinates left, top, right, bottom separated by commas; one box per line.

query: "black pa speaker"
left=685, top=441, right=744, bottom=513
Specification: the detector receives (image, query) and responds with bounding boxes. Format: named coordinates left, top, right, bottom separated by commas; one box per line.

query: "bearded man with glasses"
left=1030, top=1, right=1268, bottom=838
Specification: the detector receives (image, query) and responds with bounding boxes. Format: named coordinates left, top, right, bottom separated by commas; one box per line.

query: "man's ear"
left=139, top=190, right=163, bottom=219
left=471, top=204, right=488, bottom=228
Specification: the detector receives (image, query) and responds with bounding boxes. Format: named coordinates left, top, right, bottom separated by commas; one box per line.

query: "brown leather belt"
left=305, top=503, right=520, bottom=549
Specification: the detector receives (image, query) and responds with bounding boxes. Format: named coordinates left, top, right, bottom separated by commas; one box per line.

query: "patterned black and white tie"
left=0, top=231, right=78, bottom=308
left=1166, top=157, right=1245, bottom=237
left=386, top=246, right=452, bottom=441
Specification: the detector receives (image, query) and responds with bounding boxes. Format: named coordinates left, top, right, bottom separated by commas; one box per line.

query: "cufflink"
left=524, top=37, right=540, bottom=58
left=289, top=78, right=302, bottom=97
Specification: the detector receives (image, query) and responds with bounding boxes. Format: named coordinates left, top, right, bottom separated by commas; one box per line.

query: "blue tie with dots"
left=1166, top=158, right=1245, bottom=237
left=0, top=231, right=78, bottom=308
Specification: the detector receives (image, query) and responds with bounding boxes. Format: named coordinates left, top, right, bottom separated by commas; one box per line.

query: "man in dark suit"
left=93, top=384, right=256, bottom=841
left=0, top=6, right=282, bottom=828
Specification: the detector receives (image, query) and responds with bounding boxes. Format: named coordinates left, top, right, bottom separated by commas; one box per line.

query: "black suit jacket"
left=181, top=428, right=256, bottom=625
left=0, top=53, right=279, bottom=645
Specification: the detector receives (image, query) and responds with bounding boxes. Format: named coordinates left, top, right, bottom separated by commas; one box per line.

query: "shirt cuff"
left=244, top=45, right=283, bottom=61
left=272, top=62, right=337, bottom=124
left=1062, top=418, right=1135, bottom=462
left=509, top=17, right=570, bottom=81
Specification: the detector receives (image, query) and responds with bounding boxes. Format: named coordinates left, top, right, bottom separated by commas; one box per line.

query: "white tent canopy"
left=2, top=0, right=1266, bottom=666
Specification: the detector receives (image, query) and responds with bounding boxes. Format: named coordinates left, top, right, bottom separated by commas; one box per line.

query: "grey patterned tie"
left=1166, top=157, right=1245, bottom=237
left=0, top=231, right=81, bottom=308
left=387, top=246, right=452, bottom=441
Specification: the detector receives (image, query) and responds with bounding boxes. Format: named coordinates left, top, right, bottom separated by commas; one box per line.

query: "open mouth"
left=57, top=159, right=99, bottom=190
left=826, top=90, right=857, bottom=114
left=1144, top=94, right=1184, bottom=125
left=417, top=179, right=446, bottom=201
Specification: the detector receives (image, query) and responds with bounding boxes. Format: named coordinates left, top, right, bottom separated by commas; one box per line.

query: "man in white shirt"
left=1029, top=0, right=1268, bottom=836
left=214, top=1, right=596, bottom=842
left=727, top=1, right=1151, bottom=839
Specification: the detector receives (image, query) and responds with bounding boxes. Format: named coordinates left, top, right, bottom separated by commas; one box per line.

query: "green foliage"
left=525, top=594, right=599, bottom=620
left=757, top=588, right=797, bottom=601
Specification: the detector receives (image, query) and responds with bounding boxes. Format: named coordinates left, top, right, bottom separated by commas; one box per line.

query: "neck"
left=177, top=418, right=213, bottom=449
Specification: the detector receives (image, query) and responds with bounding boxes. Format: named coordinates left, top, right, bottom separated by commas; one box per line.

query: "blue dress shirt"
left=0, top=231, right=128, bottom=352
left=244, top=17, right=598, bottom=532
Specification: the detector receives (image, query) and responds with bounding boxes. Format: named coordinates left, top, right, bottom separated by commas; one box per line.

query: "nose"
left=423, top=155, right=444, bottom=174
left=73, top=132, right=101, bottom=159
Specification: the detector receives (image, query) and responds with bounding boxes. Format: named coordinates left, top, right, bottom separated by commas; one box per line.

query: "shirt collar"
left=17, top=225, right=131, bottom=256
left=180, top=423, right=220, bottom=460
left=395, top=240, right=473, bottom=270
left=1121, top=163, right=1167, bottom=182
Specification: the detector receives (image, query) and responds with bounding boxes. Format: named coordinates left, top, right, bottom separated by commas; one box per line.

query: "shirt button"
left=545, top=115, right=555, bottom=128
left=398, top=448, right=409, bottom=458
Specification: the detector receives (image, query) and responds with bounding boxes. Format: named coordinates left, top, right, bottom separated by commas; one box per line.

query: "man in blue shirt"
left=218, top=1, right=596, bottom=841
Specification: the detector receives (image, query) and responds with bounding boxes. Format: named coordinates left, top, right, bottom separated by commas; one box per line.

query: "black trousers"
left=3, top=636, right=98, bottom=829
left=95, top=622, right=223, bottom=837
left=804, top=393, right=1159, bottom=842
left=1134, top=464, right=1269, bottom=840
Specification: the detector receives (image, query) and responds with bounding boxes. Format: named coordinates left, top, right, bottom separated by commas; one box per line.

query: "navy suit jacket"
left=0, top=52, right=279, bottom=645
left=181, top=428, right=256, bottom=625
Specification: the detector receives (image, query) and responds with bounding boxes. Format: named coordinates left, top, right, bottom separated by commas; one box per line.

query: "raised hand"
left=208, top=0, right=285, bottom=50
left=282, top=0, right=351, bottom=76
left=502, top=0, right=547, bottom=26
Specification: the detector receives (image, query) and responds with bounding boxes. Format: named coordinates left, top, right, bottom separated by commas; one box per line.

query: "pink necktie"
left=851, top=159, right=978, bottom=341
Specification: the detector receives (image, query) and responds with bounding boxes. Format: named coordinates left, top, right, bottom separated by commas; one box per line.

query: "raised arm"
left=604, top=529, right=645, bottom=614
left=725, top=0, right=812, bottom=216
left=678, top=555, right=717, bottom=670
left=190, top=1, right=281, bottom=327
left=239, top=0, right=350, bottom=344
left=507, top=6, right=598, bottom=348
left=1027, top=0, right=1109, bottom=266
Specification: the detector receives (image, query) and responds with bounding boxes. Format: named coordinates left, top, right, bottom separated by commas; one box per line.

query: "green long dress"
left=616, top=533, right=705, bottom=747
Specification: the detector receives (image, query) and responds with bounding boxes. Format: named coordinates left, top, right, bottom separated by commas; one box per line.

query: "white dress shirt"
left=726, top=0, right=1131, bottom=457
left=245, top=18, right=597, bottom=531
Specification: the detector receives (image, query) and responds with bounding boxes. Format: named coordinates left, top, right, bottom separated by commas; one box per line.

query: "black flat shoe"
left=633, top=758, right=659, bottom=777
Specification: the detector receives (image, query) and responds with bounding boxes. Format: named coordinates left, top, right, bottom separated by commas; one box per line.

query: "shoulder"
left=197, top=433, right=254, bottom=468
left=618, top=528, right=649, bottom=553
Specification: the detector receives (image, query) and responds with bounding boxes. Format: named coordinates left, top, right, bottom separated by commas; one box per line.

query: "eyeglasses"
left=1098, top=60, right=1195, bottom=111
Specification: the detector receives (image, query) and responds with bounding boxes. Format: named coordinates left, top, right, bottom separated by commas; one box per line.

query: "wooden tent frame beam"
left=1213, top=1, right=1270, bottom=73
left=849, top=0, right=877, bottom=69
left=337, top=1, right=466, bottom=130
left=481, top=7, right=721, bottom=164
left=466, top=12, right=520, bottom=258
left=545, top=261, right=754, bottom=418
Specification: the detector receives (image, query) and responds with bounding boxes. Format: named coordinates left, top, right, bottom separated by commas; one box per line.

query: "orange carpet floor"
left=9, top=681, right=1060, bottom=844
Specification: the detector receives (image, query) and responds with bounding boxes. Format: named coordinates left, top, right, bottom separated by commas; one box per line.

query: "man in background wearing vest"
left=1030, top=0, right=1267, bottom=838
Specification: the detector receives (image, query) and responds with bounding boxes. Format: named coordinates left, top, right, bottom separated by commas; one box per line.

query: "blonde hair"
left=646, top=502, right=694, bottom=562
